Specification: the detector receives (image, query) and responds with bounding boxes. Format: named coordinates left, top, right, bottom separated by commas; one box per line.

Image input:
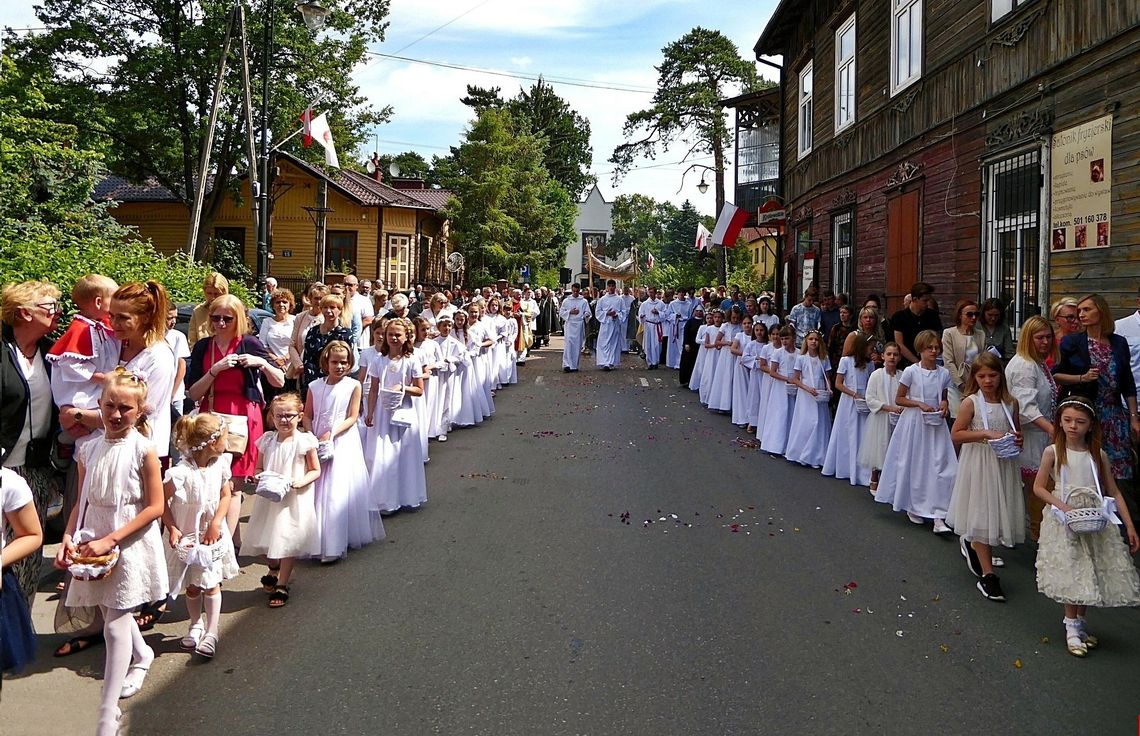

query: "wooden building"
left=753, top=0, right=1140, bottom=324
left=724, top=88, right=783, bottom=290
left=95, top=151, right=452, bottom=292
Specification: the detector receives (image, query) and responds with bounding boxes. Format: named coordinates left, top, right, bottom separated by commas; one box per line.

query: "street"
left=5, top=338, right=1140, bottom=735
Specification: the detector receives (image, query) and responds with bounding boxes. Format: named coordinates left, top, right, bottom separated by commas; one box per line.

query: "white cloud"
left=509, top=56, right=532, bottom=68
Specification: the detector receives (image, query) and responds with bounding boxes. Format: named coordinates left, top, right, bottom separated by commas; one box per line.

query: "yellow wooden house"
left=741, top=226, right=777, bottom=285
left=95, top=152, right=452, bottom=292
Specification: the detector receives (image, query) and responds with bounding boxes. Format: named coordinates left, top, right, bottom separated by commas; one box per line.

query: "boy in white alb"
left=638, top=287, right=666, bottom=369
left=558, top=284, right=592, bottom=372
left=594, top=280, right=627, bottom=371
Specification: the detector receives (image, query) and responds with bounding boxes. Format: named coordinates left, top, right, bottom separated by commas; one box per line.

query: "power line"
left=363, top=49, right=654, bottom=94
left=391, top=0, right=494, bottom=55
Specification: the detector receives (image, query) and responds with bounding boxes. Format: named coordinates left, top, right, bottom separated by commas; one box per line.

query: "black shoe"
left=960, top=536, right=983, bottom=578
left=563, top=367, right=571, bottom=373
left=977, top=573, right=1006, bottom=602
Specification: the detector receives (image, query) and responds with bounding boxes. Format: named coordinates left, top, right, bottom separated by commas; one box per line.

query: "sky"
left=5, top=0, right=782, bottom=218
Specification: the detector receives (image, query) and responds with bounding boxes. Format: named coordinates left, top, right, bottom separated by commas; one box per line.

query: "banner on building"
left=1050, top=114, right=1112, bottom=251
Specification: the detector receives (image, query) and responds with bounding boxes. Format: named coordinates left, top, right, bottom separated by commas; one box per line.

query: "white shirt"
left=351, top=292, right=375, bottom=349
left=1, top=467, right=33, bottom=552
left=1114, top=310, right=1140, bottom=403
left=5, top=348, right=51, bottom=468
left=258, top=315, right=295, bottom=360
left=165, top=328, right=191, bottom=406
left=120, top=343, right=176, bottom=458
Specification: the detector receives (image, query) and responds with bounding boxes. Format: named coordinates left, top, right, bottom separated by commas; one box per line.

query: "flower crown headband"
left=189, top=422, right=224, bottom=453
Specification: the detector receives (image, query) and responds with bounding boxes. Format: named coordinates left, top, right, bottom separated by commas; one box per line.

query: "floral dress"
left=302, top=324, right=353, bottom=391
left=1089, top=339, right=1131, bottom=479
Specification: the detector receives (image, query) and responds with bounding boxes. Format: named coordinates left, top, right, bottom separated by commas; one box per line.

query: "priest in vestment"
left=558, top=283, right=591, bottom=372
left=637, top=287, right=667, bottom=369
left=594, top=280, right=627, bottom=370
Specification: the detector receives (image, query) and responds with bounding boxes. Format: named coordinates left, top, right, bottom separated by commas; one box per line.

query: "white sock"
left=1063, top=616, right=1082, bottom=639
left=203, top=591, right=222, bottom=638
left=185, top=592, right=203, bottom=631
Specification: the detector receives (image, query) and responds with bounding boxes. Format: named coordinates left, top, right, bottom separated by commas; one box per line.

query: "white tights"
left=98, top=606, right=147, bottom=736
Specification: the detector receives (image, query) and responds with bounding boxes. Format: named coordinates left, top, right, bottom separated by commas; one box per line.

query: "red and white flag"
left=646, top=251, right=655, bottom=270
left=300, top=107, right=313, bottom=147
left=711, top=202, right=749, bottom=248
left=307, top=112, right=340, bottom=168
left=695, top=222, right=711, bottom=252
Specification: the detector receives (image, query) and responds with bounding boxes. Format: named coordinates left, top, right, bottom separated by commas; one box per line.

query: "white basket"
left=854, top=398, right=870, bottom=414
left=316, top=440, right=334, bottom=463
left=785, top=382, right=797, bottom=396
left=888, top=411, right=900, bottom=425
left=813, top=390, right=832, bottom=403
left=380, top=386, right=406, bottom=411
left=922, top=411, right=944, bottom=426
left=1064, top=487, right=1108, bottom=535
left=254, top=471, right=291, bottom=502
left=175, top=533, right=228, bottom=567
left=987, top=433, right=1021, bottom=460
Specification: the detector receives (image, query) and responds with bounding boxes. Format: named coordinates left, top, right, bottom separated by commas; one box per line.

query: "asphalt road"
left=6, top=338, right=1140, bottom=735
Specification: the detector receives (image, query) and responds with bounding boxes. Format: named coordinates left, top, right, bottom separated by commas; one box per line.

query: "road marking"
left=639, top=377, right=649, bottom=387
left=535, top=375, right=544, bottom=385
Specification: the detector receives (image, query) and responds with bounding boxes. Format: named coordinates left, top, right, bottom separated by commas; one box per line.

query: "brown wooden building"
left=752, top=0, right=1140, bottom=324
left=96, top=151, right=452, bottom=291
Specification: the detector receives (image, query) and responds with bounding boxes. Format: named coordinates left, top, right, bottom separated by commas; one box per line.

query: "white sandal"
left=119, top=646, right=154, bottom=699
left=195, top=633, right=218, bottom=659
left=181, top=621, right=205, bottom=650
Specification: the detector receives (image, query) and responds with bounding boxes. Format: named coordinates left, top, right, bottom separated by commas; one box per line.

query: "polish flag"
left=646, top=251, right=655, bottom=270
left=695, top=223, right=711, bottom=251
left=711, top=202, right=749, bottom=248
left=300, top=107, right=313, bottom=147
left=307, top=112, right=340, bottom=169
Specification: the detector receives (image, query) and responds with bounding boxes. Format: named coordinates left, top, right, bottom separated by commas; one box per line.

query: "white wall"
left=567, top=185, right=614, bottom=283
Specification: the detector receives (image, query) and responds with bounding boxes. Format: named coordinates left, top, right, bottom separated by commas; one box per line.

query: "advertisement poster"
left=1050, top=114, right=1112, bottom=251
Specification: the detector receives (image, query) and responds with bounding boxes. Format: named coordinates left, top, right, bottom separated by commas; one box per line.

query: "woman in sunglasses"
left=187, top=294, right=284, bottom=545
left=942, top=299, right=985, bottom=421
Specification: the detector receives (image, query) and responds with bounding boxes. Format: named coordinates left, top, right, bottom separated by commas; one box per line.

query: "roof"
left=720, top=87, right=781, bottom=109
left=93, top=174, right=205, bottom=203
left=753, top=0, right=797, bottom=57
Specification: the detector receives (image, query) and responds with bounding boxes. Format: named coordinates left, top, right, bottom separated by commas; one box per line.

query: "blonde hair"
left=1016, top=315, right=1054, bottom=364
left=389, top=293, right=409, bottom=311
left=72, top=274, right=117, bottom=305
left=318, top=293, right=352, bottom=327
left=172, top=412, right=227, bottom=461
left=207, top=294, right=251, bottom=336
left=1050, top=297, right=1078, bottom=321
left=962, top=352, right=1013, bottom=404
left=319, top=339, right=355, bottom=372
left=1, top=280, right=61, bottom=325
left=112, top=281, right=170, bottom=347
left=800, top=329, right=823, bottom=355
left=913, top=329, right=941, bottom=355
left=101, top=369, right=151, bottom=437
left=268, top=391, right=304, bottom=417
left=381, top=317, right=415, bottom=357
left=203, top=272, right=230, bottom=293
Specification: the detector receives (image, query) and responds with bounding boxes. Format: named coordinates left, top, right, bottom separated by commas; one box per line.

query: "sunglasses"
left=1060, top=315, right=1080, bottom=321
left=963, top=311, right=978, bottom=318
left=210, top=314, right=235, bottom=324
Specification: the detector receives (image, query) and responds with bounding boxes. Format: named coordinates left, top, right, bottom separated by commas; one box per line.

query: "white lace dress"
left=163, top=454, right=240, bottom=591
left=66, top=431, right=169, bottom=610
left=242, top=431, right=320, bottom=559
left=1036, top=449, right=1140, bottom=606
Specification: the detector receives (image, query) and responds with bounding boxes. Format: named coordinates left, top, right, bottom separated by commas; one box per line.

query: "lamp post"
left=678, top=162, right=727, bottom=285
left=254, top=0, right=330, bottom=299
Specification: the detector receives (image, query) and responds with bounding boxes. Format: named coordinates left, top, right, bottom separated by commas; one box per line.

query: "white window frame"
left=798, top=62, right=813, bottom=159
left=834, top=14, right=856, bottom=133
left=831, top=210, right=854, bottom=299
left=981, top=147, right=1043, bottom=329
left=991, top=0, right=1030, bottom=22
left=890, top=0, right=923, bottom=96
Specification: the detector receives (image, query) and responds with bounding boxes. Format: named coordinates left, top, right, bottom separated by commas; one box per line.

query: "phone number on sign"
left=1071, top=213, right=1108, bottom=225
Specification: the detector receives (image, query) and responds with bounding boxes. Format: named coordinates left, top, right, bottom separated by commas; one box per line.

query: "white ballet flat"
left=119, top=646, right=154, bottom=699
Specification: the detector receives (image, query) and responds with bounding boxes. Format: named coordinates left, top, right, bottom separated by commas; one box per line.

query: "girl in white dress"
left=823, top=333, right=874, bottom=486
left=785, top=330, right=832, bottom=468
left=451, top=310, right=488, bottom=427
left=752, top=329, right=780, bottom=434
left=698, top=310, right=724, bottom=406
left=356, top=321, right=385, bottom=431
left=55, top=371, right=168, bottom=735
left=874, top=330, right=958, bottom=533
left=1032, top=396, right=1140, bottom=657
left=432, top=316, right=461, bottom=441
left=947, top=354, right=1024, bottom=602
left=743, top=321, right=770, bottom=433
left=730, top=316, right=754, bottom=426
left=364, top=318, right=428, bottom=513
left=859, top=343, right=904, bottom=492
left=468, top=304, right=497, bottom=412
left=305, top=341, right=383, bottom=562
left=501, top=308, right=520, bottom=386
left=760, top=326, right=798, bottom=455
left=707, top=307, right=743, bottom=413
left=413, top=316, right=444, bottom=459
left=486, top=298, right=511, bottom=389
left=243, top=392, right=321, bottom=608
left=162, top=413, right=240, bottom=658
left=689, top=311, right=716, bottom=394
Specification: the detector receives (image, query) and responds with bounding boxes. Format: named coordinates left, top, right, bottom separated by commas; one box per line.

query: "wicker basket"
left=175, top=533, right=228, bottom=567
left=67, top=529, right=120, bottom=581
left=1064, top=487, right=1108, bottom=534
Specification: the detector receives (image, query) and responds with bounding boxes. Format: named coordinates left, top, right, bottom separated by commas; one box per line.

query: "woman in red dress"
left=186, top=294, right=284, bottom=544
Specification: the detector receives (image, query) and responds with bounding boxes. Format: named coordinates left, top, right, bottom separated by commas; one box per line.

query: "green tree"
left=0, top=57, right=250, bottom=309
left=609, top=27, right=759, bottom=284
left=609, top=194, right=675, bottom=261
left=6, top=0, right=392, bottom=258
left=437, top=108, right=575, bottom=287
left=374, top=151, right=434, bottom=184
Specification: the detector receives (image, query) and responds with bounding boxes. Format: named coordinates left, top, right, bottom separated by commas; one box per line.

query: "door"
left=886, top=189, right=920, bottom=313
left=386, top=234, right=411, bottom=290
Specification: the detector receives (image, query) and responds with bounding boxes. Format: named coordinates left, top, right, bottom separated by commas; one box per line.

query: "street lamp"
left=697, top=174, right=709, bottom=194
left=255, top=0, right=329, bottom=299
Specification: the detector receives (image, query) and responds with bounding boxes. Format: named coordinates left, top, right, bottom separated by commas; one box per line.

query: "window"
left=890, top=0, right=922, bottom=95
left=992, top=0, right=1031, bottom=22
left=831, top=211, right=854, bottom=299
left=385, top=234, right=411, bottom=290
left=835, top=15, right=856, bottom=132
left=983, top=150, right=1042, bottom=328
left=798, top=62, right=813, bottom=158
left=326, top=231, right=357, bottom=273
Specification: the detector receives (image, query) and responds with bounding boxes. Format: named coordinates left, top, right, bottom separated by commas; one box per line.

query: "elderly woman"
left=383, top=292, right=410, bottom=320
left=258, top=287, right=296, bottom=398
left=1, top=280, right=61, bottom=606
left=1054, top=294, right=1139, bottom=487
left=1005, top=316, right=1058, bottom=540
left=979, top=297, right=1016, bottom=365
left=1047, top=297, right=1081, bottom=370
left=186, top=272, right=230, bottom=347
left=941, top=299, right=984, bottom=418
left=289, top=282, right=328, bottom=383
left=843, top=306, right=886, bottom=364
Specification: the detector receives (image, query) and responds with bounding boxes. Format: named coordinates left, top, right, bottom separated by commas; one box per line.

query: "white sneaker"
left=438, top=434, right=447, bottom=442
left=932, top=518, right=952, bottom=534
left=906, top=512, right=925, bottom=525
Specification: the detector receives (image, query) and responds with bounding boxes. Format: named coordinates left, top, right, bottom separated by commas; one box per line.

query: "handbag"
left=192, top=341, right=250, bottom=454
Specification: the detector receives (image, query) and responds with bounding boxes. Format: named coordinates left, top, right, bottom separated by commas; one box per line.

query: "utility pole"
left=255, top=0, right=274, bottom=299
